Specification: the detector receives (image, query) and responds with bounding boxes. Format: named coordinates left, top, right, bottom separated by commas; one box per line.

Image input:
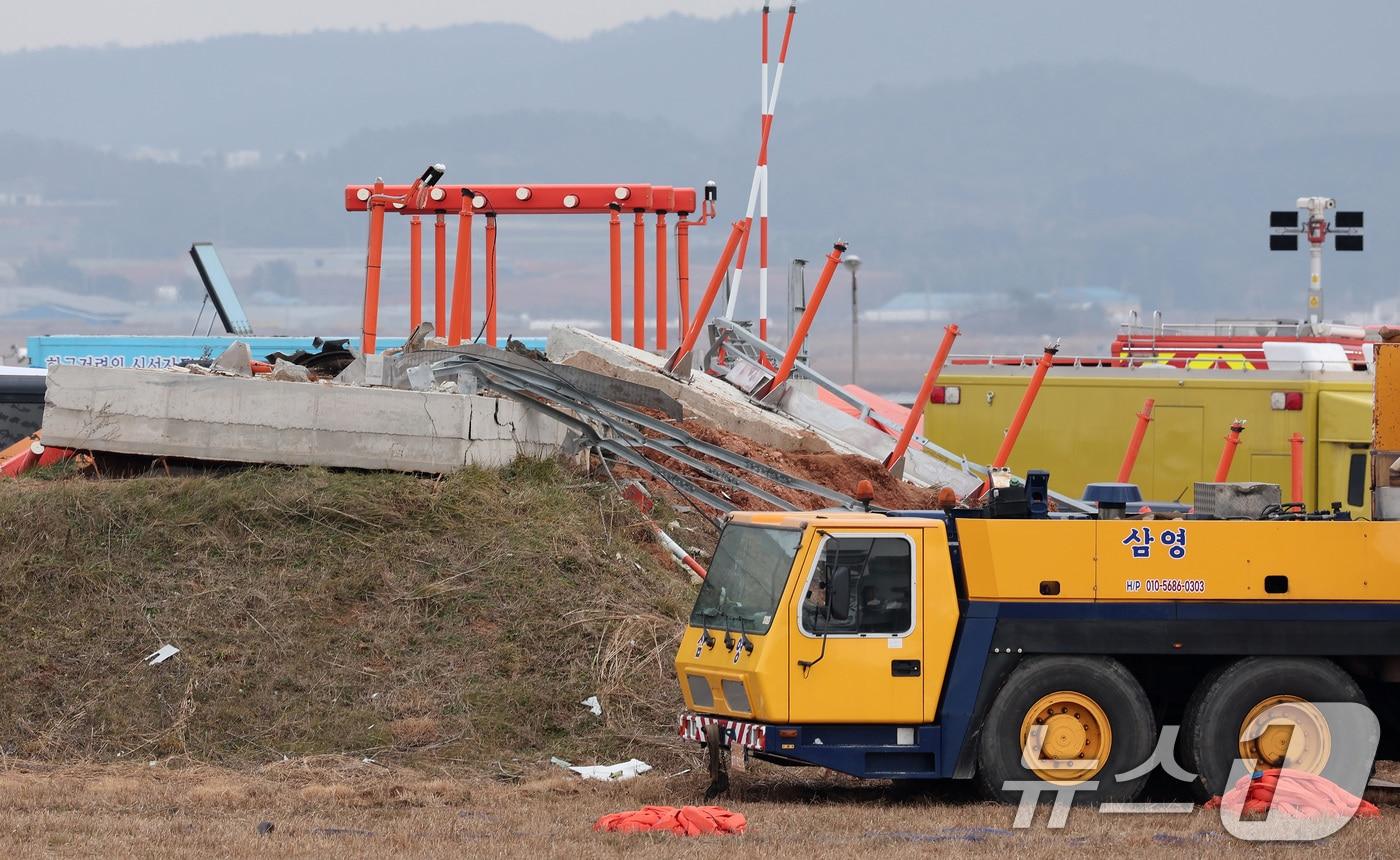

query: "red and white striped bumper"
left=678, top=713, right=768, bottom=752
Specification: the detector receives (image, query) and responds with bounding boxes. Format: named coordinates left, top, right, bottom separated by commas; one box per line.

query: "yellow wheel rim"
left=1019, top=691, right=1111, bottom=784
left=1238, top=695, right=1331, bottom=773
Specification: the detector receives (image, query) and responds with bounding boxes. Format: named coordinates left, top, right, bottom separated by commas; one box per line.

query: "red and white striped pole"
left=723, top=1, right=796, bottom=326
left=758, top=1, right=794, bottom=344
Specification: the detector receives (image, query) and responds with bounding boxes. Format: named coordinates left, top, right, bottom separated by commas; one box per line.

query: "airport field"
left=1, top=761, right=1397, bottom=858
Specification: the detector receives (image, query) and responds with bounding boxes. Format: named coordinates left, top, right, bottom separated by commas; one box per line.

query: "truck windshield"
left=690, top=523, right=803, bottom=635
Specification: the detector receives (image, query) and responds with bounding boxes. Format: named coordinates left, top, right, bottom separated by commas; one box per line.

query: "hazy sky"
left=4, top=0, right=754, bottom=52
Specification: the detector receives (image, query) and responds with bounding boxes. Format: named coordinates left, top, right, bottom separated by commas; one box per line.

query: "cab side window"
left=802, top=536, right=913, bottom=635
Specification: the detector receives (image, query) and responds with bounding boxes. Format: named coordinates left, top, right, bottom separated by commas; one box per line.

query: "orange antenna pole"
left=484, top=214, right=498, bottom=347
left=1290, top=432, right=1305, bottom=504
left=609, top=205, right=623, bottom=342
left=665, top=220, right=750, bottom=374
left=883, top=324, right=960, bottom=470
left=360, top=178, right=387, bottom=355
left=1115, top=398, right=1155, bottom=483
left=977, top=344, right=1059, bottom=495
left=408, top=215, right=423, bottom=330
left=655, top=211, right=669, bottom=351
left=1213, top=420, right=1247, bottom=482
left=448, top=197, right=473, bottom=345
left=676, top=218, right=691, bottom=333
left=766, top=240, right=846, bottom=392
left=633, top=210, right=647, bottom=349
left=433, top=214, right=447, bottom=336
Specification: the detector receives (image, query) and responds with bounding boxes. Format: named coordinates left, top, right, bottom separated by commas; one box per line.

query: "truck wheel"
left=974, top=656, right=1155, bottom=803
left=1181, top=657, right=1372, bottom=799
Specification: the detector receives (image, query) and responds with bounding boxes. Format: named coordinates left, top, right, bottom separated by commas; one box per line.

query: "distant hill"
left=2, top=0, right=1398, bottom=153
left=1, top=2, right=1398, bottom=321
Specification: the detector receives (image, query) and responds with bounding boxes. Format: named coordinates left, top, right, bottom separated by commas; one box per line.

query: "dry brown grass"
left=2, top=759, right=1399, bottom=858
left=0, top=462, right=699, bottom=773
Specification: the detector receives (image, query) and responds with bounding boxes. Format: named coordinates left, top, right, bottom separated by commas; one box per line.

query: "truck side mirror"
left=828, top=568, right=852, bottom=622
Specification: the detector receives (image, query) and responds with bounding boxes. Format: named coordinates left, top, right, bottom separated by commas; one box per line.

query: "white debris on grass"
left=550, top=756, right=653, bottom=781
left=144, top=644, right=180, bottom=666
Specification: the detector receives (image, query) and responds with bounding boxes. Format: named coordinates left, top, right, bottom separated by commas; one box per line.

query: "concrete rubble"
left=547, top=325, right=981, bottom=494
left=42, top=364, right=569, bottom=473
left=546, top=326, right=822, bottom=452
left=39, top=325, right=979, bottom=496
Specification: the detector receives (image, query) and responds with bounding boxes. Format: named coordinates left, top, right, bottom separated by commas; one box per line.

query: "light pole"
left=844, top=255, right=861, bottom=384
left=1269, top=197, right=1364, bottom=332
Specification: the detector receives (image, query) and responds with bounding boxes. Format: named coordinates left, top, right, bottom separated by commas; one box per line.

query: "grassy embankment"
left=0, top=461, right=698, bottom=774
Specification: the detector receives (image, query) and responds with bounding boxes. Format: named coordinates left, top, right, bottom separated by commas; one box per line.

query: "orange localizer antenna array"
left=448, top=196, right=474, bottom=345
left=408, top=216, right=423, bottom=329
left=360, top=179, right=387, bottom=355
left=883, top=324, right=960, bottom=471
left=676, top=219, right=691, bottom=333
left=765, top=240, right=845, bottom=393
left=348, top=177, right=708, bottom=352
left=666, top=220, right=750, bottom=374
left=433, top=213, right=447, bottom=336
left=609, top=204, right=623, bottom=341
left=1214, top=420, right=1247, bottom=482
left=1290, top=432, right=1305, bottom=504
left=656, top=211, right=669, bottom=351
left=974, top=344, right=1058, bottom=497
left=484, top=214, right=499, bottom=346
left=1116, top=399, right=1155, bottom=483
left=633, top=210, right=646, bottom=349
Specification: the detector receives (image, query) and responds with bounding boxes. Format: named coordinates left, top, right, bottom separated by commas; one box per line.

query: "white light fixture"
left=429, top=187, right=446, bottom=201
left=515, top=186, right=532, bottom=201
left=614, top=186, right=631, bottom=201
left=355, top=188, right=371, bottom=201
left=472, top=195, right=487, bottom=209
left=562, top=194, right=580, bottom=209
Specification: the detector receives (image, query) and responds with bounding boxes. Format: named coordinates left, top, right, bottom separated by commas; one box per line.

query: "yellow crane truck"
left=673, top=349, right=1400, bottom=802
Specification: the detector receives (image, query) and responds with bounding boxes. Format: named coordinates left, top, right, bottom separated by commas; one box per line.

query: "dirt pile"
left=638, top=419, right=951, bottom=512
left=0, top=461, right=698, bottom=773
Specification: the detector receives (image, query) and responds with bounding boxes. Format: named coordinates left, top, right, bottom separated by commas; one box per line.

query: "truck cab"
left=677, top=509, right=964, bottom=780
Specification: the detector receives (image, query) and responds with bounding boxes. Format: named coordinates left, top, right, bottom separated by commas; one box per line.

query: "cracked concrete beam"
left=42, top=366, right=570, bottom=474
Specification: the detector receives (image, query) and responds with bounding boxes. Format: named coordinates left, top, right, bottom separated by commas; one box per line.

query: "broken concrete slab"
left=334, top=355, right=366, bottom=386
left=779, top=380, right=981, bottom=494
left=547, top=326, right=825, bottom=453
left=42, top=365, right=569, bottom=473
left=268, top=359, right=312, bottom=383
left=546, top=326, right=981, bottom=493
left=211, top=341, right=253, bottom=377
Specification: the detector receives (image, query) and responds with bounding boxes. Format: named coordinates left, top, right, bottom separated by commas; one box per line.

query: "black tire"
left=974, top=655, right=1156, bottom=803
left=1181, top=657, right=1373, bottom=800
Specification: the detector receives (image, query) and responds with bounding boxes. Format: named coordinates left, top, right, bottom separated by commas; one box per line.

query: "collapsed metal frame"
left=401, top=346, right=857, bottom=516
left=700, top=319, right=1094, bottom=513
